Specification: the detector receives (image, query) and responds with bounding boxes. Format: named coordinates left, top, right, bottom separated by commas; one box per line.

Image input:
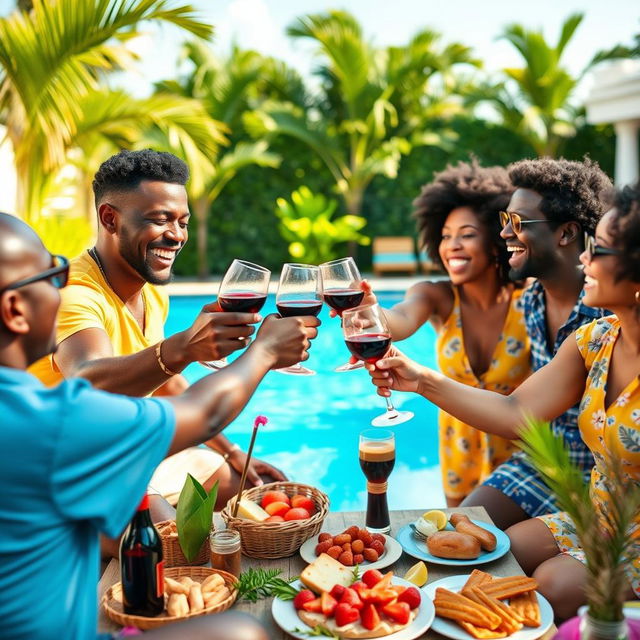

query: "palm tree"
left=0, top=0, right=214, bottom=221
left=244, top=10, right=479, bottom=225
left=155, top=42, right=284, bottom=277
left=481, top=13, right=632, bottom=157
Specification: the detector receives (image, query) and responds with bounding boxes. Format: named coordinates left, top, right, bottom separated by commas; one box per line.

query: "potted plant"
left=519, top=418, right=640, bottom=640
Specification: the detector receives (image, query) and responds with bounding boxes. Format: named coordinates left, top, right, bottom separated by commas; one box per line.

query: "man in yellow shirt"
left=30, top=149, right=288, bottom=520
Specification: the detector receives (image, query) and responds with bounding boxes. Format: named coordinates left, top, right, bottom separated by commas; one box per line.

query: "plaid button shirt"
left=522, top=279, right=606, bottom=474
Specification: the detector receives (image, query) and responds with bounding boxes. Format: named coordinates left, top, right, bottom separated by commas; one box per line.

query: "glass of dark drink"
left=201, top=259, right=271, bottom=370
left=359, top=429, right=395, bottom=534
left=342, top=303, right=414, bottom=427
left=276, top=263, right=323, bottom=375
left=320, top=257, right=365, bottom=372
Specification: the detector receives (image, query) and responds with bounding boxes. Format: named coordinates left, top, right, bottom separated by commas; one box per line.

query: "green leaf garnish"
left=176, top=475, right=218, bottom=562
left=291, top=625, right=339, bottom=638
left=234, top=567, right=299, bottom=602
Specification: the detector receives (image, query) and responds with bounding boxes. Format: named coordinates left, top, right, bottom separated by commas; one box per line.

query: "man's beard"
left=508, top=251, right=555, bottom=282
left=118, top=228, right=176, bottom=286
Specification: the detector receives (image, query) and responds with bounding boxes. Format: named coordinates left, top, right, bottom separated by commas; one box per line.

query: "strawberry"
left=318, top=532, right=333, bottom=543
left=361, top=603, right=381, bottom=631
left=363, top=548, right=379, bottom=562
left=326, top=545, right=342, bottom=560
left=321, top=591, right=338, bottom=617
left=353, top=553, right=364, bottom=565
left=340, top=587, right=364, bottom=610
left=330, top=584, right=347, bottom=600
left=351, top=581, right=371, bottom=600
left=357, top=529, right=373, bottom=546
left=338, top=550, right=354, bottom=566
left=368, top=588, right=397, bottom=605
left=315, top=540, right=333, bottom=556
left=369, top=539, right=385, bottom=556
left=382, top=601, right=411, bottom=625
left=301, top=596, right=323, bottom=613
left=344, top=525, right=360, bottom=538
left=397, top=586, right=421, bottom=610
left=334, top=603, right=360, bottom=627
left=293, top=589, right=316, bottom=611
left=371, top=533, right=386, bottom=546
left=361, top=568, right=384, bottom=588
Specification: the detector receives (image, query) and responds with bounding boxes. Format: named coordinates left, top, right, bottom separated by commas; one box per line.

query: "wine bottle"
left=119, top=494, right=164, bottom=616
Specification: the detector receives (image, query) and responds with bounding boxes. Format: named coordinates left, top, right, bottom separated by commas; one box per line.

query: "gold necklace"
left=89, top=247, right=146, bottom=331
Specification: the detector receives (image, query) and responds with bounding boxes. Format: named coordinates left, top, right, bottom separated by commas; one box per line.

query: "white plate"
left=423, top=574, right=554, bottom=640
left=300, top=532, right=403, bottom=571
left=396, top=520, right=510, bottom=566
left=273, top=577, right=436, bottom=640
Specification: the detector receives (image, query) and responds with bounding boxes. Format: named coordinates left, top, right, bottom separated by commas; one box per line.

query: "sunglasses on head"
left=583, top=233, right=621, bottom=263
left=499, top=211, right=550, bottom=234
left=0, top=254, right=69, bottom=294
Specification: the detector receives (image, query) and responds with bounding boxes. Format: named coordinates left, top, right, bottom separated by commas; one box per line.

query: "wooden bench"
left=372, top=236, right=418, bottom=276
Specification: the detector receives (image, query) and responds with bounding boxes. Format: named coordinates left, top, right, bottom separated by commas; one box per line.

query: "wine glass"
left=275, top=263, right=323, bottom=376
left=319, top=257, right=365, bottom=372
left=201, top=259, right=270, bottom=370
left=342, top=303, right=414, bottom=427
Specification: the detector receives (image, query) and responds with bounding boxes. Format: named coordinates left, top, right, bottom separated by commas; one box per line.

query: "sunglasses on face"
left=583, top=233, right=621, bottom=263
left=499, top=211, right=550, bottom=234
left=0, top=254, right=69, bottom=294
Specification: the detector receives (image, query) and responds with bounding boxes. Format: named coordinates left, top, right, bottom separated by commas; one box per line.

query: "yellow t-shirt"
left=29, top=251, right=169, bottom=386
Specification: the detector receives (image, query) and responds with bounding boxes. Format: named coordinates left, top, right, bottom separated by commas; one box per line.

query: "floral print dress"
left=539, top=316, right=640, bottom=597
left=436, top=287, right=531, bottom=500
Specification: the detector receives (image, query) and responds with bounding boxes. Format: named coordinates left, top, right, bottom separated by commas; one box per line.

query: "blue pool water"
left=165, top=293, right=445, bottom=511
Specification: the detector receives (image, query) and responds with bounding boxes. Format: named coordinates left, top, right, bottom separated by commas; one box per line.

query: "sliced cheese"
left=300, top=553, right=354, bottom=594
left=231, top=498, right=269, bottom=522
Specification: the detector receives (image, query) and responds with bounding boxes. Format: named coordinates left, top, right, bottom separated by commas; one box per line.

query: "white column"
left=614, top=119, right=640, bottom=186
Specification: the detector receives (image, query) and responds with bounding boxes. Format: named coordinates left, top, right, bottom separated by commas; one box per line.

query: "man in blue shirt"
left=458, top=157, right=611, bottom=528
left=0, top=212, right=319, bottom=639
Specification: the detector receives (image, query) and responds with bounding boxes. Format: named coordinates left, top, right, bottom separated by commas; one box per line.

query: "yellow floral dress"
left=539, top=316, right=640, bottom=597
left=436, top=287, right=531, bottom=500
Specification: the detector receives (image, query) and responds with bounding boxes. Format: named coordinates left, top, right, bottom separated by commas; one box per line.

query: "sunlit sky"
left=1, top=0, right=638, bottom=97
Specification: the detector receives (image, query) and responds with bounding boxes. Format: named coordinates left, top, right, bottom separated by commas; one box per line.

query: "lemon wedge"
left=422, top=510, right=448, bottom=531
left=404, top=560, right=428, bottom=587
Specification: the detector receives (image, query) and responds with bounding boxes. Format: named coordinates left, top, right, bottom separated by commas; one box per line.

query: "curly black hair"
left=413, top=160, right=514, bottom=283
left=607, top=182, right=640, bottom=283
left=92, top=149, right=189, bottom=206
left=507, top=157, right=611, bottom=235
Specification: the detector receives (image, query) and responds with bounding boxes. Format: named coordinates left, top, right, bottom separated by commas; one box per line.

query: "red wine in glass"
left=345, top=333, right=391, bottom=363
left=219, top=292, right=267, bottom=314
left=276, top=300, right=323, bottom=317
left=323, top=288, right=365, bottom=314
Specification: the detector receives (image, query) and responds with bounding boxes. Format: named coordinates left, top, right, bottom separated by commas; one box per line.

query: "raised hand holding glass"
left=342, top=303, right=414, bottom=426
left=201, top=259, right=270, bottom=370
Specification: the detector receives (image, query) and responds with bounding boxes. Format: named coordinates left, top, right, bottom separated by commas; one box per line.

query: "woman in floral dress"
left=367, top=183, right=640, bottom=618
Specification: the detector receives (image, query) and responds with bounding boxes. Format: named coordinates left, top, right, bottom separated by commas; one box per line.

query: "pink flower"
left=254, top=415, right=268, bottom=428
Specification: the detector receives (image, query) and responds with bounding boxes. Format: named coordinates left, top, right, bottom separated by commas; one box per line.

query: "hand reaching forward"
left=328, top=279, right=378, bottom=318
left=254, top=313, right=320, bottom=369
left=367, top=346, right=426, bottom=396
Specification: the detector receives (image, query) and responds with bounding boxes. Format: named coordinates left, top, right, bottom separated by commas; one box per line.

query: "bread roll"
left=427, top=530, right=481, bottom=559
left=166, top=593, right=189, bottom=617
left=449, top=513, right=497, bottom=552
left=188, top=584, right=205, bottom=612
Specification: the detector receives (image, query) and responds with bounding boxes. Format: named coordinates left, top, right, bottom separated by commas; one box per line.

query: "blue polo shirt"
left=0, top=366, right=175, bottom=640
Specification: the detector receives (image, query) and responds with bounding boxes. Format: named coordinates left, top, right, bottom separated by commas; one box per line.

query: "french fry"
left=465, top=587, right=523, bottom=635
left=463, top=570, right=493, bottom=591
left=164, top=576, right=190, bottom=595
left=509, top=590, right=541, bottom=627
left=458, top=621, right=509, bottom=639
left=478, top=576, right=538, bottom=600
left=434, top=588, right=502, bottom=629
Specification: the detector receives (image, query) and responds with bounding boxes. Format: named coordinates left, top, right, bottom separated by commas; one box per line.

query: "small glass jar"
left=209, top=529, right=242, bottom=577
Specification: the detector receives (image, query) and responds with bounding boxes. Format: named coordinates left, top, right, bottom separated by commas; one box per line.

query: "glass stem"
left=385, top=395, right=397, bottom=414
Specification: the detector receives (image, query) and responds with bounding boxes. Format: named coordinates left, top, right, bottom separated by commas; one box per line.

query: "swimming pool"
left=165, top=293, right=445, bottom=511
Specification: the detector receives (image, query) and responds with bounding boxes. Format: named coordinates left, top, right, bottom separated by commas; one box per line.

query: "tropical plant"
left=0, top=0, right=215, bottom=222
left=245, top=10, right=479, bottom=227
left=155, top=42, right=286, bottom=277
left=275, top=186, right=369, bottom=264
left=475, top=13, right=632, bottom=157
left=520, top=418, right=640, bottom=622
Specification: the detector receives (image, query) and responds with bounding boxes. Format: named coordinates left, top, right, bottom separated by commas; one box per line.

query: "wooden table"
left=98, top=507, right=555, bottom=638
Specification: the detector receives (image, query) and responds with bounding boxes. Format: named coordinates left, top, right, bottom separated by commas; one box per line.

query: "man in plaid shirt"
left=463, top=157, right=611, bottom=529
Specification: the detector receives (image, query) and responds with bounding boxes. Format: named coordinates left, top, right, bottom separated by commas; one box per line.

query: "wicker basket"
left=156, top=520, right=210, bottom=567
left=220, top=482, right=329, bottom=559
left=102, top=566, right=238, bottom=630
